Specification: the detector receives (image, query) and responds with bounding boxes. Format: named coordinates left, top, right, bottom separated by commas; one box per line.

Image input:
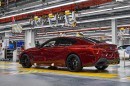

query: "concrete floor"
left=0, top=60, right=130, bottom=86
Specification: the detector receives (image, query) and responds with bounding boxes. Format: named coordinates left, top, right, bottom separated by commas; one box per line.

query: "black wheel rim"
left=68, top=56, right=79, bottom=70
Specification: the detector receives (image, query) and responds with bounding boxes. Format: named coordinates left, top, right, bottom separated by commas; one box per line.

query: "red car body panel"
left=19, top=37, right=119, bottom=67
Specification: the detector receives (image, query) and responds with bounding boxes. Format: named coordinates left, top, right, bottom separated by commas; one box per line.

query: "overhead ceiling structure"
left=0, top=0, right=112, bottom=23
left=0, top=0, right=130, bottom=40
left=0, top=0, right=113, bottom=31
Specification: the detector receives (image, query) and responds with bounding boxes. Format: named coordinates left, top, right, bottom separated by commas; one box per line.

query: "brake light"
left=93, top=50, right=102, bottom=55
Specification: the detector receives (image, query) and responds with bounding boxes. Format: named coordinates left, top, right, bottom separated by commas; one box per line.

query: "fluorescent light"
left=81, top=8, right=112, bottom=15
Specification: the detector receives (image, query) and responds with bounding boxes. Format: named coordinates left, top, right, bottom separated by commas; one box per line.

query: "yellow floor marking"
left=0, top=65, right=19, bottom=69
left=0, top=62, right=15, bottom=64
left=0, top=66, right=10, bottom=69
left=17, top=67, right=117, bottom=78
left=127, top=77, right=130, bottom=80
left=0, top=62, right=117, bottom=79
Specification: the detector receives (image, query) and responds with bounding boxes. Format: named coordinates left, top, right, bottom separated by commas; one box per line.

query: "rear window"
left=56, top=38, right=77, bottom=46
left=81, top=37, right=102, bottom=43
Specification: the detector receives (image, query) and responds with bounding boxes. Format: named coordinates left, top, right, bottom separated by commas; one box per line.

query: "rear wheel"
left=66, top=54, right=82, bottom=72
left=95, top=62, right=108, bottom=70
left=20, top=54, right=32, bottom=68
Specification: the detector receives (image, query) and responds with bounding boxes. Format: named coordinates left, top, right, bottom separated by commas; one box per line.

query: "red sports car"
left=19, top=37, right=120, bottom=72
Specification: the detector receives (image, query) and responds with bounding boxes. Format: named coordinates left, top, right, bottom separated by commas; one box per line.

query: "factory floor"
left=0, top=60, right=130, bottom=86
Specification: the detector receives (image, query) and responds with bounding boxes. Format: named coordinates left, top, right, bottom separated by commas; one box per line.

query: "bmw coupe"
left=19, top=37, right=120, bottom=72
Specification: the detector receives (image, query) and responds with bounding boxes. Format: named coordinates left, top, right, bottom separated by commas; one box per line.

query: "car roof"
left=52, top=36, right=102, bottom=44
left=54, top=36, right=85, bottom=39
left=52, top=36, right=81, bottom=40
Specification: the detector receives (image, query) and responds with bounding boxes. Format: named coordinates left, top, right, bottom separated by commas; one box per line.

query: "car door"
left=47, top=38, right=67, bottom=64
left=49, top=38, right=75, bottom=64
left=39, top=39, right=57, bottom=64
left=38, top=38, right=75, bottom=65
left=39, top=38, right=68, bottom=65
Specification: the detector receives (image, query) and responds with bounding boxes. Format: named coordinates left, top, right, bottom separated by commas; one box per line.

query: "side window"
left=57, top=38, right=76, bottom=46
left=58, top=40, right=71, bottom=46
left=43, top=40, right=56, bottom=47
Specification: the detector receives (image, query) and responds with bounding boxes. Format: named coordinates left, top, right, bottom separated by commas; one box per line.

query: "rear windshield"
left=82, top=37, right=102, bottom=43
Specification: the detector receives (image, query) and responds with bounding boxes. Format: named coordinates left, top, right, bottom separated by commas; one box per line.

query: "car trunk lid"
left=93, top=43, right=119, bottom=59
left=94, top=43, right=117, bottom=51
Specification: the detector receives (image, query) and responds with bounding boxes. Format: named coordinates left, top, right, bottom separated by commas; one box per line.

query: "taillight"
left=93, top=49, right=103, bottom=55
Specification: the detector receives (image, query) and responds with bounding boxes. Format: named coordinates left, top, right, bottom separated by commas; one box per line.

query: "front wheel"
left=20, top=54, right=32, bottom=68
left=66, top=54, right=82, bottom=72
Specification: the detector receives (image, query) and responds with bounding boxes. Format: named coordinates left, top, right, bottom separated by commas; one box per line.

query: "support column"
left=119, top=40, right=123, bottom=46
left=25, top=30, right=35, bottom=49
left=111, top=19, right=118, bottom=45
left=0, top=34, right=5, bottom=59
left=128, top=38, right=130, bottom=44
left=0, top=32, right=10, bottom=59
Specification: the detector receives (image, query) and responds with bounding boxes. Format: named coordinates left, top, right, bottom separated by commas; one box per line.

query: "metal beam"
left=1, top=13, right=130, bottom=29
left=111, top=19, right=118, bottom=44
left=79, top=5, right=130, bottom=17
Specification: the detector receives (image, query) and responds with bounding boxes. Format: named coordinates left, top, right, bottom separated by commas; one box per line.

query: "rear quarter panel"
left=67, top=45, right=96, bottom=66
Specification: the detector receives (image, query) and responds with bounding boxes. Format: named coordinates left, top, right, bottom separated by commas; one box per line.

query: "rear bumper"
left=107, top=58, right=120, bottom=65
left=99, top=51, right=120, bottom=64
left=95, top=58, right=120, bottom=66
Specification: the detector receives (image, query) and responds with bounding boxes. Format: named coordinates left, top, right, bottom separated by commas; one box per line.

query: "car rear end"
left=93, top=43, right=120, bottom=65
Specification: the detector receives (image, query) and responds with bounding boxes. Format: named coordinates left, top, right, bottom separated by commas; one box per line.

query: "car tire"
left=66, top=54, right=82, bottom=72
left=21, top=54, right=32, bottom=68
left=95, top=64, right=108, bottom=70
